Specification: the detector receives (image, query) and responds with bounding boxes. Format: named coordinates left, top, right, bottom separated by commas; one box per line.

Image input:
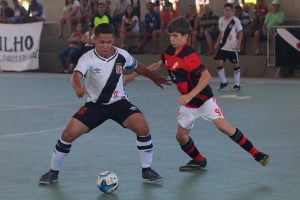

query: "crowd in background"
left=0, top=0, right=286, bottom=73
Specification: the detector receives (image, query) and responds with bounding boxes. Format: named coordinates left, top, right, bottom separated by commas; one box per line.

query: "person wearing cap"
left=255, top=0, right=285, bottom=55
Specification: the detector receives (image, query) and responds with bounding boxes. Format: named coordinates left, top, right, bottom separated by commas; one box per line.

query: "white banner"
left=0, top=22, right=43, bottom=72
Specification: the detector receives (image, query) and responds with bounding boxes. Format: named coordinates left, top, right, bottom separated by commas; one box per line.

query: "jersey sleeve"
left=74, top=53, right=90, bottom=76
left=235, top=17, right=243, bottom=32
left=123, top=51, right=138, bottom=70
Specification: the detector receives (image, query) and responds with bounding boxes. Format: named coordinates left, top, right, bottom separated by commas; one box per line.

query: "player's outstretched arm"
left=124, top=60, right=165, bottom=85
left=178, top=69, right=212, bottom=105
left=71, top=71, right=86, bottom=98
left=131, top=61, right=171, bottom=89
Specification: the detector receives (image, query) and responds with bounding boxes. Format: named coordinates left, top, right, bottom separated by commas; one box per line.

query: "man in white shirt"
left=39, top=23, right=170, bottom=185
left=215, top=3, right=243, bottom=91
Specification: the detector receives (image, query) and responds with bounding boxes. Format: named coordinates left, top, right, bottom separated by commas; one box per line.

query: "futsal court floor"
left=0, top=72, right=299, bottom=200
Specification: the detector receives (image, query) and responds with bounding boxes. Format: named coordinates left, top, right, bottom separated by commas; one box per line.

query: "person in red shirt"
left=160, top=2, right=180, bottom=38
left=125, top=16, right=270, bottom=171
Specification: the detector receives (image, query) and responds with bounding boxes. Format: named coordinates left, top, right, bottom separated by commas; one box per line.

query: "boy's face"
left=168, top=32, right=188, bottom=49
left=94, top=33, right=115, bottom=58
left=224, top=6, right=233, bottom=18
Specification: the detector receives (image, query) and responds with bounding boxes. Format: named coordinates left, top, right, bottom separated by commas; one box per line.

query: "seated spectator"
left=192, top=4, right=219, bottom=55
left=257, top=0, right=285, bottom=55
left=79, top=0, right=90, bottom=26
left=161, top=2, right=180, bottom=38
left=69, top=30, right=95, bottom=71
left=89, top=2, right=110, bottom=36
left=58, top=23, right=84, bottom=73
left=27, top=0, right=45, bottom=22
left=88, top=0, right=98, bottom=19
left=58, top=0, right=81, bottom=38
left=252, top=0, right=268, bottom=55
left=234, top=5, right=251, bottom=54
left=136, top=2, right=161, bottom=54
left=119, top=4, right=140, bottom=49
left=185, top=4, right=197, bottom=45
left=8, top=0, right=27, bottom=24
left=0, top=0, right=14, bottom=23
left=111, top=0, right=131, bottom=28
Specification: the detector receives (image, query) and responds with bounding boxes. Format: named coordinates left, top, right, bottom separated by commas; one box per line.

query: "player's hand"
left=153, top=75, right=171, bottom=89
left=75, top=86, right=86, bottom=98
left=178, top=94, right=193, bottom=106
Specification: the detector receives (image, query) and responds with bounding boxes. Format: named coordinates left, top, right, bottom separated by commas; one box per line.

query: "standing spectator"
left=8, top=0, right=27, bottom=24
left=136, top=2, right=160, bottom=54
left=256, top=0, right=284, bottom=55
left=119, top=4, right=140, bottom=49
left=215, top=3, right=243, bottom=91
left=58, top=23, right=84, bottom=73
left=161, top=2, right=180, bottom=38
left=58, top=0, right=81, bottom=38
left=192, top=4, right=219, bottom=55
left=234, top=5, right=251, bottom=54
left=0, top=0, right=14, bottom=23
left=27, top=0, right=45, bottom=22
left=252, top=0, right=268, bottom=55
left=185, top=4, right=197, bottom=46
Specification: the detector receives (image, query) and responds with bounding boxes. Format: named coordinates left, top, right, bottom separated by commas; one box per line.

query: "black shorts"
left=73, top=99, right=142, bottom=131
left=214, top=49, right=240, bottom=64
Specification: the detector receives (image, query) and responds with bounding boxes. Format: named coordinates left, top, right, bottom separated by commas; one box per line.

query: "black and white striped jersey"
left=74, top=47, right=138, bottom=105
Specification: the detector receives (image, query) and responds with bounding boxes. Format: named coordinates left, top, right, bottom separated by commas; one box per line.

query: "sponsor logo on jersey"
left=116, top=63, right=123, bottom=74
left=93, top=68, right=101, bottom=73
left=171, top=62, right=179, bottom=70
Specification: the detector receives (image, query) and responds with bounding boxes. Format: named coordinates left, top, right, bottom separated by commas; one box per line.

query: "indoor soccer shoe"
left=39, top=170, right=59, bottom=184
left=179, top=158, right=207, bottom=171
left=231, top=85, right=241, bottom=91
left=142, top=168, right=163, bottom=183
left=218, top=82, right=228, bottom=90
left=254, top=152, right=270, bottom=166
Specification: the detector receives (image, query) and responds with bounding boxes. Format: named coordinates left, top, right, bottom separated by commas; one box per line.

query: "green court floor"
left=0, top=73, right=299, bottom=200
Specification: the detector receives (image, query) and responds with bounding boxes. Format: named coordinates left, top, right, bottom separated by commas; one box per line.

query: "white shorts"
left=178, top=96, right=224, bottom=129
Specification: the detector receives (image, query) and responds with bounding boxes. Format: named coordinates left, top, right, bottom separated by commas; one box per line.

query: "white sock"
left=217, top=67, right=227, bottom=83
left=136, top=135, right=153, bottom=168
left=50, top=138, right=72, bottom=171
left=233, top=67, right=241, bottom=86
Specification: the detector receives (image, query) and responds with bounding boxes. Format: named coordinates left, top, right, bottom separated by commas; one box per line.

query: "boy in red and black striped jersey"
left=126, top=16, right=269, bottom=171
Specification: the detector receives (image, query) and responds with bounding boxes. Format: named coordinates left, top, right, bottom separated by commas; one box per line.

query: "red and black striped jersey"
left=162, top=44, right=214, bottom=108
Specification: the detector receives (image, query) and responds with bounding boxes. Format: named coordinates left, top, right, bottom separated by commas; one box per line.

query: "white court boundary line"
left=0, top=127, right=65, bottom=139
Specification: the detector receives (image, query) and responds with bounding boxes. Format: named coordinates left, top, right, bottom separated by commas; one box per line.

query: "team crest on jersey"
left=115, top=63, right=123, bottom=74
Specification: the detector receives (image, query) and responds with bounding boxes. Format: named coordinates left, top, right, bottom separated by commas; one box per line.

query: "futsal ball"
left=96, top=171, right=119, bottom=193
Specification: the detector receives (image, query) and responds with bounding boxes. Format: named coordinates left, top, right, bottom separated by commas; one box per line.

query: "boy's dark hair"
left=94, top=23, right=115, bottom=36
left=224, top=3, right=233, bottom=8
left=166, top=16, right=192, bottom=35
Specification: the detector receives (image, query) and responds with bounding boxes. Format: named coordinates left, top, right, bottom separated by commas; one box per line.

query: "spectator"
left=105, top=0, right=112, bottom=18
left=58, top=23, right=84, bottom=73
left=185, top=4, right=197, bottom=46
left=0, top=0, right=14, bottom=23
left=252, top=0, right=268, bottom=55
left=111, top=0, right=131, bottom=28
left=89, top=2, right=110, bottom=35
left=58, top=0, right=81, bottom=38
left=69, top=30, right=95, bottom=71
left=161, top=2, right=180, bottom=38
left=79, top=0, right=90, bottom=26
left=234, top=5, right=251, bottom=54
left=136, top=2, right=161, bottom=54
left=195, top=0, right=209, bottom=15
left=257, top=0, right=285, bottom=55
left=192, top=4, right=219, bottom=55
left=27, top=0, right=45, bottom=22
left=88, top=0, right=98, bottom=19
left=119, top=4, right=140, bottom=49
left=9, top=0, right=27, bottom=24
